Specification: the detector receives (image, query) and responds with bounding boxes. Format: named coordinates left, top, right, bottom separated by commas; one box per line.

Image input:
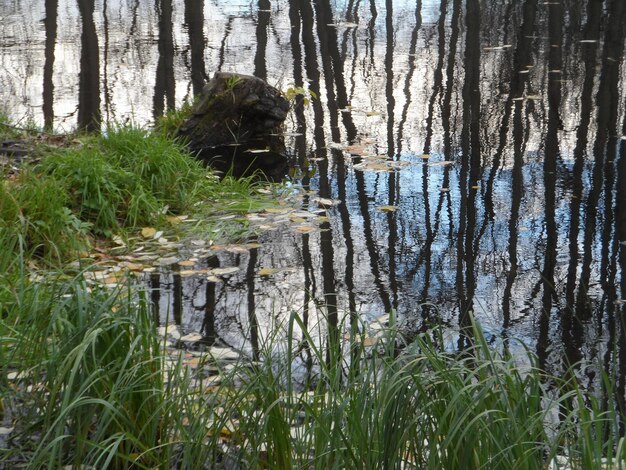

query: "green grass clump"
left=39, top=127, right=212, bottom=236
left=0, top=122, right=282, bottom=264
left=0, top=171, right=91, bottom=261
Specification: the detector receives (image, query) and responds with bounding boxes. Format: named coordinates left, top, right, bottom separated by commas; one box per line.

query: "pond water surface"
left=2, top=0, right=626, bottom=385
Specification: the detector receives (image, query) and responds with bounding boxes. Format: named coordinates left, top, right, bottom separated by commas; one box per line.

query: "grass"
left=2, top=243, right=625, bottom=469
left=0, top=121, right=282, bottom=265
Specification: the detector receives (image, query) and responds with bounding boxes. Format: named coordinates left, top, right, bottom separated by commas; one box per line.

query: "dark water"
left=2, top=0, right=626, bottom=381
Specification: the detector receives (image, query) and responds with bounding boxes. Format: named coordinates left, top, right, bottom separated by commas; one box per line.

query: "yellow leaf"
left=141, top=227, right=157, bottom=238
left=294, top=225, right=317, bottom=234
left=178, top=260, right=196, bottom=267
left=377, top=205, right=397, bottom=213
left=258, top=267, right=276, bottom=276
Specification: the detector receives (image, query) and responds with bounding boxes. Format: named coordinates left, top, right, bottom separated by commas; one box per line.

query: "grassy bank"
left=0, top=120, right=279, bottom=265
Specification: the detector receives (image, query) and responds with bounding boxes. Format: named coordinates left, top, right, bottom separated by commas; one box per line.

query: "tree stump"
left=178, top=72, right=290, bottom=180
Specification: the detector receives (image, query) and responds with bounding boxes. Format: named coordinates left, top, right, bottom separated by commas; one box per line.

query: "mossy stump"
left=178, top=72, right=290, bottom=180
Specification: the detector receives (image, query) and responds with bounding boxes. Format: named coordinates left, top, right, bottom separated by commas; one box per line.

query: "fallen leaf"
left=209, top=347, right=240, bottom=361
left=179, top=270, right=202, bottom=277
left=178, top=260, right=196, bottom=267
left=294, top=225, right=317, bottom=234
left=141, top=227, right=157, bottom=238
left=377, top=205, right=398, bottom=212
left=264, top=207, right=291, bottom=214
left=112, top=235, right=126, bottom=246
left=258, top=267, right=276, bottom=276
left=362, top=336, right=380, bottom=347
left=210, top=267, right=240, bottom=276
left=181, top=333, right=204, bottom=342
left=345, top=143, right=372, bottom=155
left=313, top=197, right=341, bottom=207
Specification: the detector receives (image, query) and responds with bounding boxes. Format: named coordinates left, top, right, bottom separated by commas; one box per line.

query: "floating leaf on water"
left=471, top=185, right=480, bottom=189
left=579, top=39, right=598, bottom=43
left=377, top=205, right=398, bottom=212
left=159, top=256, right=179, bottom=265
left=258, top=267, right=276, bottom=277
left=420, top=154, right=430, bottom=159
left=290, top=216, right=307, bottom=224
left=158, top=325, right=181, bottom=339
left=526, top=95, right=542, bottom=100
left=291, top=211, right=318, bottom=219
left=294, top=225, right=317, bottom=234
left=245, top=148, right=270, bottom=154
left=178, top=260, right=196, bottom=267
left=440, top=188, right=450, bottom=192
left=327, top=142, right=345, bottom=150
left=209, top=347, right=240, bottom=361
left=179, top=270, right=201, bottom=277
left=210, top=267, right=240, bottom=276
left=207, top=275, right=222, bottom=283
left=225, top=245, right=250, bottom=254
left=180, top=333, right=204, bottom=342
left=313, top=197, right=341, bottom=207
left=429, top=161, right=453, bottom=166
left=141, top=227, right=157, bottom=238
left=353, top=162, right=392, bottom=172
left=121, top=262, right=143, bottom=271
left=366, top=111, right=381, bottom=117
left=142, top=267, right=157, bottom=273
left=345, top=143, right=372, bottom=155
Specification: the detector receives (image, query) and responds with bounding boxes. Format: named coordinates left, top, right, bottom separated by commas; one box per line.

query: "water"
left=2, top=0, right=626, bottom=382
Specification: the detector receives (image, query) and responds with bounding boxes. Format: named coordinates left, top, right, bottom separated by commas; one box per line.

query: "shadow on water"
left=2, top=0, right=626, bottom=385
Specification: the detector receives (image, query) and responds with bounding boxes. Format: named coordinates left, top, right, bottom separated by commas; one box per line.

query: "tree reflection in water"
left=1, top=0, right=626, bottom=387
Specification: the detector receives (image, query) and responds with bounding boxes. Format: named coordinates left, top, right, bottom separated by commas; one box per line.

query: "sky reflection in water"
left=1, top=0, right=626, bottom=384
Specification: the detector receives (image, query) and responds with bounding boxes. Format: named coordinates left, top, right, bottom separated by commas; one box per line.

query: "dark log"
left=178, top=72, right=290, bottom=180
